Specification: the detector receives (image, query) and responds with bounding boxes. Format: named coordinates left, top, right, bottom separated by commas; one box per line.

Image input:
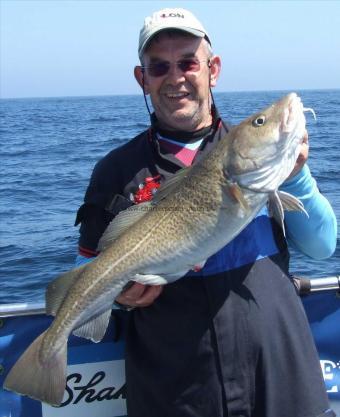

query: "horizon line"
left=1, top=87, right=339, bottom=101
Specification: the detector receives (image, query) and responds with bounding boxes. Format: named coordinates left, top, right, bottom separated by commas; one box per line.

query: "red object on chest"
left=133, top=175, right=161, bottom=204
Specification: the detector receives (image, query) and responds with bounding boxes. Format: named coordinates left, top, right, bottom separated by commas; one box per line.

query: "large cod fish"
left=4, top=93, right=312, bottom=405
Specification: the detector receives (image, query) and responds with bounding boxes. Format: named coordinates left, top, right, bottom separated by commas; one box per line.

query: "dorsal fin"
left=97, top=168, right=191, bottom=252
left=97, top=201, right=152, bottom=252
left=151, top=167, right=191, bottom=204
left=46, top=264, right=87, bottom=316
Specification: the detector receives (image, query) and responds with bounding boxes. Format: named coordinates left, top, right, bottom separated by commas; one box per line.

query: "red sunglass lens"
left=148, top=63, right=170, bottom=77
left=146, top=60, right=201, bottom=77
left=178, top=60, right=200, bottom=72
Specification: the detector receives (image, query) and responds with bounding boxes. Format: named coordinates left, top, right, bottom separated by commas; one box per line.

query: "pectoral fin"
left=223, top=181, right=249, bottom=211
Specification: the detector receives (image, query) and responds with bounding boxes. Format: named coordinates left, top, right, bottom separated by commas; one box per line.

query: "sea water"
left=0, top=90, right=339, bottom=304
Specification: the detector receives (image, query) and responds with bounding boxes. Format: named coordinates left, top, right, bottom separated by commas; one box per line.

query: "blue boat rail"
left=293, top=275, right=340, bottom=295
left=0, top=302, right=45, bottom=318
left=0, top=275, right=339, bottom=319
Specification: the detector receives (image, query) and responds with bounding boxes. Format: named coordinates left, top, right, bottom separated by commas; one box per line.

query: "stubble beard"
left=156, top=99, right=210, bottom=132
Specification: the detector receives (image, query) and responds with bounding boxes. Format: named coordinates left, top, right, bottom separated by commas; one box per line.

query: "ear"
left=134, top=66, right=150, bottom=94
left=209, top=55, right=221, bottom=88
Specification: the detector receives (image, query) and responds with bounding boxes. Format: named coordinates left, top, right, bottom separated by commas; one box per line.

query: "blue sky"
left=1, top=0, right=340, bottom=98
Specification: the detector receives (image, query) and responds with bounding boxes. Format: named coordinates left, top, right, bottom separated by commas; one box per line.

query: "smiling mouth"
left=164, top=92, right=190, bottom=99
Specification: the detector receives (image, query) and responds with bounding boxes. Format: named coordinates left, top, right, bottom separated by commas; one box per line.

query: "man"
left=75, top=8, right=337, bottom=417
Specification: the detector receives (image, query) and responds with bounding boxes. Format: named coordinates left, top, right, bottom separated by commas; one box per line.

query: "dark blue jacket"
left=75, top=114, right=333, bottom=417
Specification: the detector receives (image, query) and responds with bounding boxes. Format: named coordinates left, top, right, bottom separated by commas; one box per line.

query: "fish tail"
left=3, top=330, right=67, bottom=406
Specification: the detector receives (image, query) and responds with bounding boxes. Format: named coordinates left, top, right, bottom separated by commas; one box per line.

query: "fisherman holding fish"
left=4, top=7, right=337, bottom=417
left=74, top=8, right=337, bottom=416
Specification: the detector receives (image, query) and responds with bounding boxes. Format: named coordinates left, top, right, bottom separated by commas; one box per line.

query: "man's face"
left=135, top=33, right=221, bottom=132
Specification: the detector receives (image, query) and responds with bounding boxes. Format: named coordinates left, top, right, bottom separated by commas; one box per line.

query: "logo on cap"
left=160, top=12, right=185, bottom=19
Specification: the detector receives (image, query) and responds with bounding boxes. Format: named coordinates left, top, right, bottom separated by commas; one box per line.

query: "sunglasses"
left=141, top=59, right=211, bottom=78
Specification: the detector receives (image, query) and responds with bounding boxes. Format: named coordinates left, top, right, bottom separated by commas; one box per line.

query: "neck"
left=151, top=105, right=219, bottom=141
left=157, top=124, right=213, bottom=143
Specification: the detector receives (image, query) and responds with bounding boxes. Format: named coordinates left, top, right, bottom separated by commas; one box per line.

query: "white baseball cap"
left=138, top=8, right=211, bottom=59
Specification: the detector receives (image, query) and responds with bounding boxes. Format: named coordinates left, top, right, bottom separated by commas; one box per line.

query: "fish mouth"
left=281, top=92, right=316, bottom=134
left=279, top=93, right=306, bottom=162
left=281, top=93, right=305, bottom=134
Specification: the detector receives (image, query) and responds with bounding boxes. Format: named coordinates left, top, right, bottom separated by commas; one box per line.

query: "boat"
left=0, top=276, right=339, bottom=417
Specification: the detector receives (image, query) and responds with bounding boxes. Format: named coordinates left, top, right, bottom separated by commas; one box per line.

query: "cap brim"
left=139, top=26, right=206, bottom=58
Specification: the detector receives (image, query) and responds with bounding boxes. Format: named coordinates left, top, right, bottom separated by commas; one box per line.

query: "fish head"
left=228, top=93, right=307, bottom=192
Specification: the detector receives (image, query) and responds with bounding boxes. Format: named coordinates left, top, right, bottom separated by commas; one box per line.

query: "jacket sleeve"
left=279, top=164, right=337, bottom=259
left=75, top=150, right=135, bottom=257
left=75, top=156, right=121, bottom=256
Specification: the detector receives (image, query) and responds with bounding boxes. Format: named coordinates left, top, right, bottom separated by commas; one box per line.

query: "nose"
left=165, top=63, right=186, bottom=85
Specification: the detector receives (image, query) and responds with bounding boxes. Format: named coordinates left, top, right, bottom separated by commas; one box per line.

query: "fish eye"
left=252, top=115, right=266, bottom=127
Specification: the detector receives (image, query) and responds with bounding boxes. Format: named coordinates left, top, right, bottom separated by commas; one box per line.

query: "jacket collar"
left=150, top=105, right=222, bottom=143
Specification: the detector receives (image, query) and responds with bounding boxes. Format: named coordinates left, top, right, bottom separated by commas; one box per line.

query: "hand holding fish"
left=286, top=129, right=309, bottom=179
left=115, top=282, right=163, bottom=308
